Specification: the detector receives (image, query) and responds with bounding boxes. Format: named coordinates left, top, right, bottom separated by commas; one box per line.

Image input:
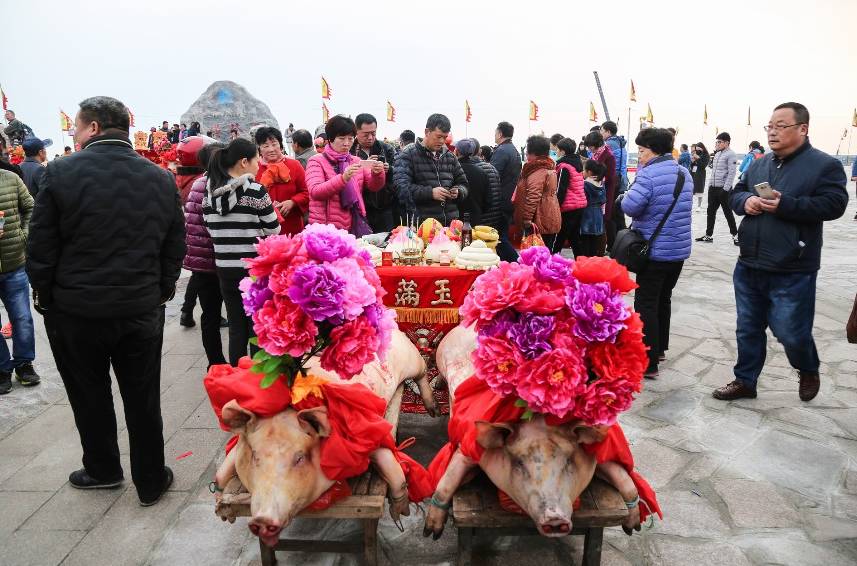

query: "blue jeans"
left=0, top=267, right=35, bottom=372
left=733, top=263, right=819, bottom=389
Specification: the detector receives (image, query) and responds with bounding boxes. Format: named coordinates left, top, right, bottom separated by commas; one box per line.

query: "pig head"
left=475, top=417, right=606, bottom=537
left=221, top=400, right=334, bottom=548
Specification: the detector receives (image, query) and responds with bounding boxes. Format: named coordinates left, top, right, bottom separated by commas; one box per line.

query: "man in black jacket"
left=393, top=113, right=468, bottom=225
left=351, top=113, right=398, bottom=232
left=26, top=96, right=186, bottom=505
left=713, top=102, right=848, bottom=403
left=489, top=121, right=522, bottom=261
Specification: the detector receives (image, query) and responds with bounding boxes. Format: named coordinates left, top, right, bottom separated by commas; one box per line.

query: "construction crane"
left=593, top=71, right=610, bottom=122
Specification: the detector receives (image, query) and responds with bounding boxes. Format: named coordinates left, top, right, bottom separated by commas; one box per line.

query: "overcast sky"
left=5, top=0, right=857, bottom=155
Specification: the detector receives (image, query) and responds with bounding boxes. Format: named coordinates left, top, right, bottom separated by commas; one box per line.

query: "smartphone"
left=359, top=160, right=376, bottom=168
left=754, top=182, right=776, bottom=199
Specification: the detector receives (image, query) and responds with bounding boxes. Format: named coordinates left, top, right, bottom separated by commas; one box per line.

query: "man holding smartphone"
left=351, top=113, right=397, bottom=232
left=712, top=102, right=848, bottom=402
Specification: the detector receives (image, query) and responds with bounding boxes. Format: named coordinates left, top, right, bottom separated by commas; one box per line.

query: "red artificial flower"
left=572, top=256, right=637, bottom=294
left=320, top=316, right=380, bottom=379
left=587, top=311, right=647, bottom=387
left=514, top=279, right=566, bottom=315
left=515, top=346, right=589, bottom=419
left=472, top=335, right=524, bottom=397
left=244, top=234, right=308, bottom=278
left=460, top=263, right=535, bottom=329
left=253, top=295, right=318, bottom=357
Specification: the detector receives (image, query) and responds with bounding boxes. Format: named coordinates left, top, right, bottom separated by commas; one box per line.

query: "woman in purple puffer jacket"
left=184, top=142, right=227, bottom=367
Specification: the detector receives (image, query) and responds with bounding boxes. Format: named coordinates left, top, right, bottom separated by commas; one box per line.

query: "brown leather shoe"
left=712, top=380, right=757, bottom=401
left=798, top=371, right=820, bottom=402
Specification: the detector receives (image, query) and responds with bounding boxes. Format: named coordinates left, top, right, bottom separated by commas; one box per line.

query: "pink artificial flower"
left=253, top=296, right=318, bottom=357
left=460, top=263, right=535, bottom=329
left=574, top=379, right=636, bottom=426
left=514, top=279, right=567, bottom=315
left=515, top=347, right=588, bottom=419
left=328, top=257, right=378, bottom=320
left=472, top=335, right=524, bottom=397
left=320, top=316, right=380, bottom=379
left=244, top=234, right=308, bottom=278
left=356, top=254, right=386, bottom=301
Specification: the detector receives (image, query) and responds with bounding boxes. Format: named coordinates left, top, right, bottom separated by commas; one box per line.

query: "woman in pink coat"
left=305, top=115, right=385, bottom=235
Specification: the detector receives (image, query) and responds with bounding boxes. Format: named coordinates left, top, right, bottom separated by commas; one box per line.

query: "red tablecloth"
left=376, top=266, right=481, bottom=413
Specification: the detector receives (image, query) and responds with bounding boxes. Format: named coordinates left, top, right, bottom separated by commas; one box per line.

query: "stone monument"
left=181, top=81, right=279, bottom=143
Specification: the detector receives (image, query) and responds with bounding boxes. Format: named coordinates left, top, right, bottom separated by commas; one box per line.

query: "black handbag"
left=611, top=171, right=685, bottom=273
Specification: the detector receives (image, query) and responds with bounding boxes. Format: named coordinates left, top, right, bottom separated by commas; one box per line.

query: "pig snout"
left=537, top=508, right=572, bottom=537
left=249, top=515, right=285, bottom=547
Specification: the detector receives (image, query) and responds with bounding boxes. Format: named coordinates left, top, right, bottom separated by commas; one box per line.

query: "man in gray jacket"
left=696, top=132, right=739, bottom=244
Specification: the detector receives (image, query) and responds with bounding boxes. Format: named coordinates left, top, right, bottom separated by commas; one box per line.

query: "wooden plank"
left=273, top=539, right=363, bottom=554
left=218, top=495, right=384, bottom=520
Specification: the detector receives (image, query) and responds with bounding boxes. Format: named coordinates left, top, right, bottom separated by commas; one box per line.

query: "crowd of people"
left=0, top=94, right=848, bottom=508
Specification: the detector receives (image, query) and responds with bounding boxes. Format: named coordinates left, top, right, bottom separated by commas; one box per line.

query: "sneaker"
left=695, top=235, right=714, bottom=243
left=179, top=312, right=196, bottom=328
left=15, top=363, right=40, bottom=386
left=0, top=372, right=11, bottom=395
left=69, top=468, right=124, bottom=489
left=219, top=317, right=229, bottom=328
left=798, top=371, right=820, bottom=402
left=712, top=380, right=757, bottom=401
left=139, top=466, right=174, bottom=507
left=733, top=235, right=740, bottom=246
left=1, top=323, right=11, bottom=339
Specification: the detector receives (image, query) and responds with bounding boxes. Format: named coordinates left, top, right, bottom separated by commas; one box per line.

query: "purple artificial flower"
left=239, top=276, right=274, bottom=316
left=287, top=263, right=346, bottom=322
left=364, top=303, right=397, bottom=359
left=480, top=309, right=519, bottom=338
left=508, top=312, right=555, bottom=359
left=302, top=223, right=356, bottom=262
left=565, top=281, right=630, bottom=343
left=518, top=246, right=573, bottom=284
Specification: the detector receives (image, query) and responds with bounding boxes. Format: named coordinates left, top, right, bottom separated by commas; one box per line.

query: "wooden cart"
left=452, top=476, right=629, bottom=566
left=215, top=384, right=404, bottom=566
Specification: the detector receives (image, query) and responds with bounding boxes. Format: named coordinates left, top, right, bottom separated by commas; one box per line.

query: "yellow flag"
left=704, top=104, right=708, bottom=125
left=529, top=100, right=539, bottom=121
left=465, top=100, right=472, bottom=123
left=852, top=108, right=857, bottom=128
left=321, top=76, right=331, bottom=100
left=630, top=80, right=637, bottom=102
left=386, top=101, right=395, bottom=122
left=60, top=109, right=73, bottom=132
left=589, top=102, right=598, bottom=122
left=646, top=103, right=654, bottom=124
left=322, top=102, right=330, bottom=123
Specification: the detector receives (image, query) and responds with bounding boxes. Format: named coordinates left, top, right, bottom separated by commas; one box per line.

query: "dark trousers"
left=366, top=207, right=395, bottom=234
left=219, top=274, right=256, bottom=366
left=551, top=209, right=584, bottom=256
left=577, top=235, right=604, bottom=257
left=733, top=263, right=819, bottom=389
left=181, top=272, right=200, bottom=314
left=634, top=260, right=684, bottom=370
left=496, top=215, right=519, bottom=263
left=193, top=272, right=226, bottom=367
left=44, top=307, right=166, bottom=498
left=706, top=186, right=738, bottom=236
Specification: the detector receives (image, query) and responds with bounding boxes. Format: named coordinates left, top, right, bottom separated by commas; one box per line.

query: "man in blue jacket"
left=713, top=102, right=848, bottom=402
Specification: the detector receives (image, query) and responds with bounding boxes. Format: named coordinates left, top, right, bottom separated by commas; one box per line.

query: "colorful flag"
left=747, top=106, right=751, bottom=126
left=646, top=103, right=654, bottom=124
left=386, top=100, right=396, bottom=122
left=322, top=102, right=330, bottom=123
left=630, top=80, right=637, bottom=102
left=589, top=102, right=598, bottom=122
left=128, top=108, right=135, bottom=127
left=703, top=105, right=708, bottom=125
left=529, top=100, right=539, bottom=121
left=0, top=85, right=6, bottom=111
left=321, top=77, right=332, bottom=100
left=852, top=108, right=857, bottom=128
left=465, top=100, right=472, bottom=123
left=60, top=110, right=73, bottom=132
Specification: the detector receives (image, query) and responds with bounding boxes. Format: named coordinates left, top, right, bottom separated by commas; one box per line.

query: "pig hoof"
left=422, top=526, right=433, bottom=538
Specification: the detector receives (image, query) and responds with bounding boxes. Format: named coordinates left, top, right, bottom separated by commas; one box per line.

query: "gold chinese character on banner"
left=395, top=279, right=420, bottom=307
left=431, top=279, right=453, bottom=306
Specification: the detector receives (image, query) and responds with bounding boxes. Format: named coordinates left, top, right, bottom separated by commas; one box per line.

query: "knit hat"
left=716, top=132, right=731, bottom=143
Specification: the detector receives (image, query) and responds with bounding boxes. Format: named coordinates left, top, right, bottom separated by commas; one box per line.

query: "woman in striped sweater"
left=203, top=138, right=280, bottom=365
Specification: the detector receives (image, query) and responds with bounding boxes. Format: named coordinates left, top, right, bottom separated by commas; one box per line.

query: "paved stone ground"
left=1, top=177, right=856, bottom=565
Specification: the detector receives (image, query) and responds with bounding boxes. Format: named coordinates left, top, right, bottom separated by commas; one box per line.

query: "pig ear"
left=567, top=422, right=609, bottom=445
left=297, top=407, right=331, bottom=438
left=221, top=400, right=256, bottom=433
left=475, top=421, right=515, bottom=449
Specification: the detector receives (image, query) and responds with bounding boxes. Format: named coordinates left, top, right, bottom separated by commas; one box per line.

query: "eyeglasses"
left=763, top=123, right=805, bottom=133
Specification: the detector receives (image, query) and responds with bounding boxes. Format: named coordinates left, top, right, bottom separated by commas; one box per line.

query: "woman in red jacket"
left=254, top=126, right=309, bottom=235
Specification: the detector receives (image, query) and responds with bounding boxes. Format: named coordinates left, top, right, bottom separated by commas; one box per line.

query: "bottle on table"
left=461, top=213, right=472, bottom=248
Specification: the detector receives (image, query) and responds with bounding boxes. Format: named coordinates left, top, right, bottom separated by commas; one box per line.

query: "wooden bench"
left=452, top=475, right=628, bottom=566
left=215, top=384, right=404, bottom=566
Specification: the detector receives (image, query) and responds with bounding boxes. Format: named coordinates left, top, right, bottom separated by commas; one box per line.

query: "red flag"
left=465, top=100, right=472, bottom=123
left=0, top=85, right=7, bottom=111
left=128, top=108, right=135, bottom=127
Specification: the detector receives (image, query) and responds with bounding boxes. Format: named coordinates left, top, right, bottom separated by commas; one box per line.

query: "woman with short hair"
left=254, top=126, right=309, bottom=236
left=512, top=135, right=560, bottom=248
left=305, top=115, right=385, bottom=234
left=621, top=128, right=693, bottom=378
